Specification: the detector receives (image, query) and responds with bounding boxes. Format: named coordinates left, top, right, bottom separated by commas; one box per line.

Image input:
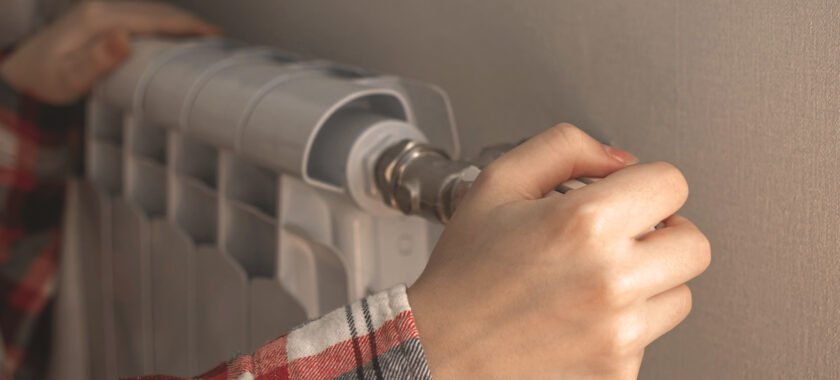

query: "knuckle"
left=678, top=221, right=712, bottom=270
left=553, top=122, right=584, bottom=139
left=651, top=161, right=689, bottom=198
left=590, top=270, right=637, bottom=308
left=598, top=314, right=645, bottom=357
left=563, top=198, right=612, bottom=238
left=693, top=232, right=713, bottom=269
left=554, top=194, right=611, bottom=242
left=545, top=123, right=585, bottom=149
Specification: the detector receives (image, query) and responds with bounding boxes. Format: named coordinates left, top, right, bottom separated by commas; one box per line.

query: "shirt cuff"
left=227, top=285, right=433, bottom=380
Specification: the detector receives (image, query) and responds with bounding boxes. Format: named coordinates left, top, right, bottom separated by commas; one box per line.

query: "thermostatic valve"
left=375, top=140, right=480, bottom=224
left=375, top=139, right=612, bottom=225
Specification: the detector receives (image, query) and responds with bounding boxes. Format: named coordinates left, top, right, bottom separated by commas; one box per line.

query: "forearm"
left=0, top=52, right=86, bottom=132
left=0, top=49, right=84, bottom=379
left=0, top=53, right=83, bottom=222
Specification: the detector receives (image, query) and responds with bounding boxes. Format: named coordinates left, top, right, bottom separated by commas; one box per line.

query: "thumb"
left=472, top=123, right=637, bottom=205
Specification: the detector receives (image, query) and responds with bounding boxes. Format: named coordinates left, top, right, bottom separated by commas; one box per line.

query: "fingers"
left=108, top=2, right=221, bottom=36
left=564, top=161, right=690, bottom=236
left=642, top=284, right=693, bottom=346
left=45, top=1, right=216, bottom=103
left=631, top=215, right=711, bottom=297
left=89, top=30, right=131, bottom=72
left=67, top=2, right=219, bottom=45
left=62, top=30, right=131, bottom=98
left=472, top=123, right=637, bottom=206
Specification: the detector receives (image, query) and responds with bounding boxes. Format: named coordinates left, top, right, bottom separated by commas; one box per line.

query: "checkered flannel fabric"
left=0, top=55, right=84, bottom=379
left=140, top=285, right=431, bottom=380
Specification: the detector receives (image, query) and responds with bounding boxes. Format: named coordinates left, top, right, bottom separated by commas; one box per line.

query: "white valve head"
left=305, top=108, right=426, bottom=216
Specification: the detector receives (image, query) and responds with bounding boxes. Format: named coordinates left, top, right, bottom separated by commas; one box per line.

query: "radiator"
left=62, top=38, right=461, bottom=379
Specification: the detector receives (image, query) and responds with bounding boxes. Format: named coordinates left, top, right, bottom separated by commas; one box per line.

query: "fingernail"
left=604, top=145, right=639, bottom=165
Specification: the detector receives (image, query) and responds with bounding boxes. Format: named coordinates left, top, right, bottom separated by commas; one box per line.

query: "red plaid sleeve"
left=139, top=285, right=432, bottom=380
left=0, top=52, right=84, bottom=379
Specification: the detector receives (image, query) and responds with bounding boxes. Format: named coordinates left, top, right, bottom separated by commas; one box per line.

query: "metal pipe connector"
left=374, top=139, right=602, bottom=225
left=375, top=140, right=481, bottom=224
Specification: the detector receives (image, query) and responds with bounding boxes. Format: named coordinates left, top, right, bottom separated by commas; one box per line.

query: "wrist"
left=0, top=54, right=83, bottom=114
left=0, top=53, right=36, bottom=100
left=0, top=53, right=85, bottom=133
left=0, top=49, right=64, bottom=106
left=0, top=53, right=21, bottom=88
left=407, top=279, right=476, bottom=379
left=0, top=51, right=14, bottom=86
left=0, top=53, right=23, bottom=104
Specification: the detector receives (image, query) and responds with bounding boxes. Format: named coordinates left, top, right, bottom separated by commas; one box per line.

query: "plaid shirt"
left=0, top=53, right=84, bottom=379
left=141, top=285, right=432, bottom=380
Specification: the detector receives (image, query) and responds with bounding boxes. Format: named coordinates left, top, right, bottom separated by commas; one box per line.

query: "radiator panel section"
left=71, top=38, right=458, bottom=377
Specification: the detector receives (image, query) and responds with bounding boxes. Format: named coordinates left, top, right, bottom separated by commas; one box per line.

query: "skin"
left=0, top=2, right=711, bottom=378
left=0, top=1, right=219, bottom=105
left=409, top=124, right=711, bottom=379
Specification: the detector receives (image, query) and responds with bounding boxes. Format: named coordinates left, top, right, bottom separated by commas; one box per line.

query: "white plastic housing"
left=97, top=38, right=456, bottom=209
left=80, top=38, right=457, bottom=378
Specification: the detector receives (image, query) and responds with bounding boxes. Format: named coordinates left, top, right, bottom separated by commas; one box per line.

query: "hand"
left=0, top=1, right=219, bottom=105
left=408, top=124, right=711, bottom=379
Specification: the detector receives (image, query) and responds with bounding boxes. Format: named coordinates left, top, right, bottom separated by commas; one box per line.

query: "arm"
left=0, top=1, right=218, bottom=105
left=0, top=3, right=217, bottom=377
left=408, top=124, right=710, bottom=378
left=0, top=48, right=84, bottom=379
left=149, top=125, right=709, bottom=380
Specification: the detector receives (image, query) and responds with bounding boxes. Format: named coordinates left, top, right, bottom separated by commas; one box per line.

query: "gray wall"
left=172, top=1, right=840, bottom=378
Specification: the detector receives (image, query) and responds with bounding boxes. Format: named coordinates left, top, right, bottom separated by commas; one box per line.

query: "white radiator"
left=61, top=38, right=459, bottom=379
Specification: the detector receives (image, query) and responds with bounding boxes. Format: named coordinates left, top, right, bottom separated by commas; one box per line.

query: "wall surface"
left=171, top=1, right=840, bottom=378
